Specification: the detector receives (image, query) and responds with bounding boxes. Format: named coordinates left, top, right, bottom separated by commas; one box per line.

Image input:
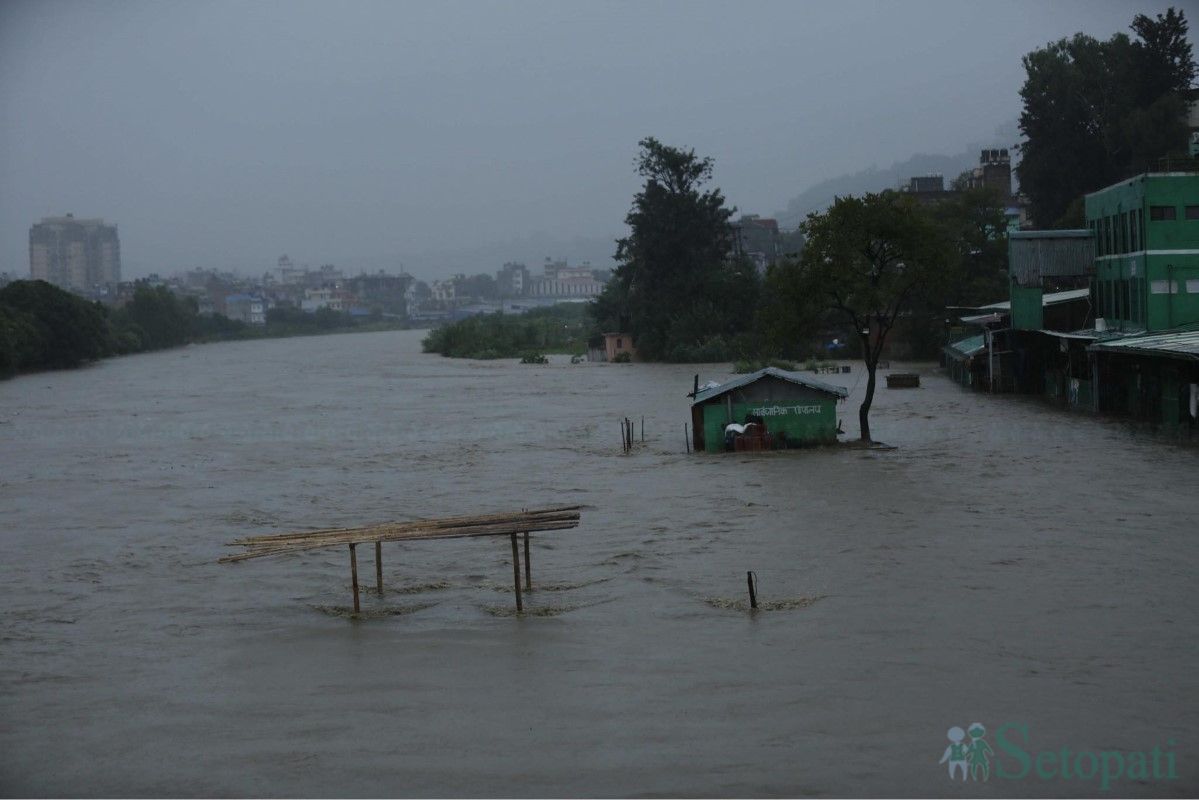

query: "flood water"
left=2, top=329, right=1196, bottom=798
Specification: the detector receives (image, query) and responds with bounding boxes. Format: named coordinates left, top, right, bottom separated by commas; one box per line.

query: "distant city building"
left=908, top=174, right=945, bottom=193
left=732, top=214, right=782, bottom=275
left=901, top=174, right=954, bottom=207
left=430, top=279, right=456, bottom=302
left=526, top=275, right=606, bottom=297
left=525, top=260, right=606, bottom=298
left=29, top=214, right=121, bottom=291
left=276, top=255, right=305, bottom=285
left=314, top=264, right=343, bottom=286
left=343, top=272, right=413, bottom=315
left=301, top=287, right=352, bottom=312
left=969, top=149, right=1013, bottom=199
left=542, top=258, right=568, bottom=280
left=225, top=294, right=266, bottom=325
left=496, top=261, right=530, bottom=296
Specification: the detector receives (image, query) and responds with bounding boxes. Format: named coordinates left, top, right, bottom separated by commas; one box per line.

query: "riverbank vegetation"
left=420, top=303, right=588, bottom=359
left=0, top=279, right=404, bottom=378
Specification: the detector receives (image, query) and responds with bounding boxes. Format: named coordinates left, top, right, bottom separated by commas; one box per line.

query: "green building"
left=1085, top=173, right=1199, bottom=333
left=1083, top=172, right=1199, bottom=433
left=689, top=367, right=847, bottom=453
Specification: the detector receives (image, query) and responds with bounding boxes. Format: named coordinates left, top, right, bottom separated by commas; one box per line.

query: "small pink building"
left=604, top=333, right=637, bottom=362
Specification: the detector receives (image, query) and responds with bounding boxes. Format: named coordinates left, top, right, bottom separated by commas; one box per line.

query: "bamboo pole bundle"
left=226, top=505, right=580, bottom=546
left=220, top=506, right=581, bottom=563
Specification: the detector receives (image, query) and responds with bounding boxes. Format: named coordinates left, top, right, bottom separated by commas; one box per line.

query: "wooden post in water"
left=375, top=541, right=383, bottom=593
left=349, top=543, right=360, bottom=615
left=509, top=532, right=523, bottom=613
left=685, top=423, right=690, bottom=453
left=523, top=531, right=531, bottom=590
left=747, top=570, right=758, bottom=610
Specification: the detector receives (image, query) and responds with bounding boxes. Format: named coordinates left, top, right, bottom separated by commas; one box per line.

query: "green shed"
left=689, top=367, right=848, bottom=453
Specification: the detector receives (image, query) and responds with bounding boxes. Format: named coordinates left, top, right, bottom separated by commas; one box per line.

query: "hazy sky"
left=1, top=0, right=1191, bottom=280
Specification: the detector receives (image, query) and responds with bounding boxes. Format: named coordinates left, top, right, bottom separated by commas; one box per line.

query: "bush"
left=734, top=357, right=797, bottom=373
left=520, top=352, right=548, bottom=364
left=422, top=305, right=589, bottom=358
left=612, top=351, right=632, bottom=363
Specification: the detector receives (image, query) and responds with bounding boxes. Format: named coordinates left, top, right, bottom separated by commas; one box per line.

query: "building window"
left=1186, top=206, right=1199, bottom=220
left=1187, top=279, right=1199, bottom=294
left=1150, top=279, right=1179, bottom=294
left=1130, top=280, right=1140, bottom=324
left=1149, top=206, right=1177, bottom=221
left=1122, top=279, right=1130, bottom=321
left=1130, top=211, right=1139, bottom=251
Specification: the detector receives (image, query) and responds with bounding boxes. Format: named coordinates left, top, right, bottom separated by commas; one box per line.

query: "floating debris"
left=314, top=602, right=435, bottom=619
left=702, top=595, right=825, bottom=612
left=479, top=577, right=608, bottom=593
left=480, top=603, right=577, bottom=617
left=386, top=580, right=452, bottom=594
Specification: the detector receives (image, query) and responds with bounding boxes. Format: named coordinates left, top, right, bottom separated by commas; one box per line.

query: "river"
left=1, top=329, right=1196, bottom=797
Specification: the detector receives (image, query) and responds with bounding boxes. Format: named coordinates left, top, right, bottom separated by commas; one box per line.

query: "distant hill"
left=774, top=120, right=1022, bottom=229
left=774, top=152, right=978, bottom=228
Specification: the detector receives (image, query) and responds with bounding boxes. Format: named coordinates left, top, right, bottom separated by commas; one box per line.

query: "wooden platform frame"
left=220, top=506, right=582, bottom=615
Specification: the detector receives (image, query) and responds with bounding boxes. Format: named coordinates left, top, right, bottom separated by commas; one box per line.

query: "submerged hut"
left=689, top=367, right=848, bottom=453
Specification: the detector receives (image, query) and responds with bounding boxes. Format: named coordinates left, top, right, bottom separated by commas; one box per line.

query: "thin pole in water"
left=747, top=571, right=758, bottom=610
left=375, top=541, right=383, bottom=594
left=523, top=531, right=531, bottom=590
left=349, top=543, right=360, bottom=615
left=509, top=532, right=523, bottom=612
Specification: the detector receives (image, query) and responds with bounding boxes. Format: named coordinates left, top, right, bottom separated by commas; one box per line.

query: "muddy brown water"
left=1, top=329, right=1196, bottom=797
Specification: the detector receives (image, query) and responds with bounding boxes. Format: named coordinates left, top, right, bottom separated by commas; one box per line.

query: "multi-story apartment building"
left=1086, top=172, right=1199, bottom=333
left=496, top=262, right=530, bottom=296
left=224, top=294, right=266, bottom=325
left=29, top=214, right=121, bottom=291
left=732, top=214, right=781, bottom=275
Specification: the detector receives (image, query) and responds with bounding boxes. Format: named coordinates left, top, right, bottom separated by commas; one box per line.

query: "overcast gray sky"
left=1, top=0, right=1191, bottom=280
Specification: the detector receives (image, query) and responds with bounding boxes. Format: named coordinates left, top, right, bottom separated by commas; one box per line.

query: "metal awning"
left=1088, top=330, right=1199, bottom=360
left=943, top=334, right=986, bottom=360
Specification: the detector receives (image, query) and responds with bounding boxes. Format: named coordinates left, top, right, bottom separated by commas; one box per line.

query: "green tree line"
left=0, top=279, right=401, bottom=377
left=1018, top=8, right=1195, bottom=227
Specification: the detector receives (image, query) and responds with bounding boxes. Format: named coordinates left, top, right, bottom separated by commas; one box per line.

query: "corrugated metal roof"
left=943, top=334, right=986, bottom=359
left=1036, top=329, right=1101, bottom=340
left=960, top=313, right=1004, bottom=325
left=1088, top=330, right=1199, bottom=359
left=1009, top=231, right=1095, bottom=286
left=1009, top=230, right=1093, bottom=240
left=972, top=288, right=1091, bottom=312
left=691, top=367, right=848, bottom=405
